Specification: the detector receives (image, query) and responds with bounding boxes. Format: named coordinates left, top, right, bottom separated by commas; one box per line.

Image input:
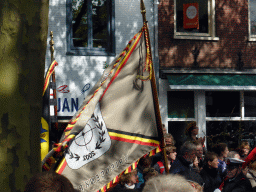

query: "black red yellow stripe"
left=108, top=128, right=159, bottom=147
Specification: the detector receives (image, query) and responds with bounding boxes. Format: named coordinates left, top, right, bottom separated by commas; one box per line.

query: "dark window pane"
left=176, top=0, right=208, bottom=33
left=249, top=1, right=256, bottom=35
left=92, top=0, right=108, bottom=48
left=206, top=91, right=240, bottom=117
left=245, top=92, right=256, bottom=117
left=72, top=0, right=88, bottom=47
left=168, top=121, right=193, bottom=152
left=206, top=121, right=256, bottom=150
left=167, top=91, right=194, bottom=118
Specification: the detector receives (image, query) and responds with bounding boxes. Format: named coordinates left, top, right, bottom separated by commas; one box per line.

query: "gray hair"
left=142, top=174, right=195, bottom=192
left=180, top=141, right=197, bottom=156
left=227, top=151, right=240, bottom=159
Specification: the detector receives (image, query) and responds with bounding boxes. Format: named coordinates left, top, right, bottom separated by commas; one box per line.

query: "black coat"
left=200, top=166, right=222, bottom=192
left=169, top=155, right=204, bottom=186
left=222, top=172, right=253, bottom=192
left=108, top=184, right=139, bottom=192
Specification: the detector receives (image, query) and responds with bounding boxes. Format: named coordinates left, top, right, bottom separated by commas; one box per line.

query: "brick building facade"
left=158, top=0, right=256, bottom=149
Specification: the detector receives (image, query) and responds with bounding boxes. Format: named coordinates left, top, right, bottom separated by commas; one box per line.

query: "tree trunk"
left=0, top=1, right=49, bottom=191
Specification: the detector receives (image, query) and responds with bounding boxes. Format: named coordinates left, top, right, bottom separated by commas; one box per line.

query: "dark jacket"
left=222, top=171, right=253, bottom=192
left=200, top=166, right=222, bottom=192
left=169, top=155, right=204, bottom=186
left=108, top=184, right=139, bottom=192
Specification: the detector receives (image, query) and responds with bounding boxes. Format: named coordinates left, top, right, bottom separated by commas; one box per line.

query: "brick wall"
left=158, top=0, right=256, bottom=69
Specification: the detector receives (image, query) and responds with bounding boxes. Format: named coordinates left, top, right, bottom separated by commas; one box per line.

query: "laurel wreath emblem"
left=66, top=113, right=106, bottom=161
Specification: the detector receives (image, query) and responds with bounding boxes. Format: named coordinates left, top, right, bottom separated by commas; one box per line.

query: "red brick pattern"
left=158, top=0, right=256, bottom=69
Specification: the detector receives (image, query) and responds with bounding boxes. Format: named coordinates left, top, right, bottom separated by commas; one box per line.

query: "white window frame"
left=248, top=0, right=256, bottom=41
left=167, top=89, right=256, bottom=148
left=174, top=0, right=219, bottom=41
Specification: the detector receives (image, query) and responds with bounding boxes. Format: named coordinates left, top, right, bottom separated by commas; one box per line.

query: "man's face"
left=242, top=148, right=250, bottom=156
left=186, top=150, right=196, bottom=163
left=196, top=145, right=203, bottom=158
left=191, top=127, right=199, bottom=135
left=165, top=137, right=173, bottom=145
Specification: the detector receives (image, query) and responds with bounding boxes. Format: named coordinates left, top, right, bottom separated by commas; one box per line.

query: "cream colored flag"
left=45, top=26, right=160, bottom=192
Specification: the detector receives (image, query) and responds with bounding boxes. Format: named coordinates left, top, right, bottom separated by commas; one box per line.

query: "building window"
left=167, top=91, right=194, bottom=118
left=168, top=90, right=256, bottom=150
left=67, top=0, right=115, bottom=56
left=174, top=0, right=219, bottom=40
left=249, top=0, right=256, bottom=41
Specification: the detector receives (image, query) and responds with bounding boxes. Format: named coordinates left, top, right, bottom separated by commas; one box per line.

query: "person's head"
left=226, top=158, right=245, bottom=179
left=24, top=171, right=75, bottom=192
left=194, top=141, right=203, bottom=159
left=142, top=174, right=195, bottom=192
left=119, top=169, right=138, bottom=186
left=166, top=145, right=177, bottom=162
left=162, top=124, right=167, bottom=135
left=227, top=151, right=240, bottom=159
left=164, top=133, right=175, bottom=145
left=142, top=167, right=158, bottom=182
left=193, top=156, right=199, bottom=168
left=204, top=152, right=219, bottom=169
left=212, top=143, right=229, bottom=158
left=239, top=141, right=250, bottom=156
left=185, top=121, right=198, bottom=137
left=180, top=141, right=197, bottom=163
left=138, top=154, right=152, bottom=169
left=187, top=180, right=203, bottom=192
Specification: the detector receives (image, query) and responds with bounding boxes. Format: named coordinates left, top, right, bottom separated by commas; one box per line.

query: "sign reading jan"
left=183, top=3, right=199, bottom=29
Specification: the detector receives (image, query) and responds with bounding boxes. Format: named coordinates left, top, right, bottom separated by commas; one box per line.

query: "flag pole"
left=49, top=31, right=59, bottom=140
left=140, top=0, right=169, bottom=174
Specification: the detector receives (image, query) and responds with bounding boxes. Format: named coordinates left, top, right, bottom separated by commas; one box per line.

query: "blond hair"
left=143, top=174, right=195, bottom=192
left=119, top=169, right=137, bottom=185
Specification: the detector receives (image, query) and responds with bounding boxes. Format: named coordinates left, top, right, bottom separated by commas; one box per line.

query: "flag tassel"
left=140, top=0, right=169, bottom=174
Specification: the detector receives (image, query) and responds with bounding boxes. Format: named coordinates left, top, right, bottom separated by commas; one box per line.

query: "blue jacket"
left=169, top=155, right=204, bottom=186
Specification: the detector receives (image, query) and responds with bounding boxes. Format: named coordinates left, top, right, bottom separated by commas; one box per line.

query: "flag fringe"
left=97, top=145, right=161, bottom=192
left=42, top=60, right=58, bottom=96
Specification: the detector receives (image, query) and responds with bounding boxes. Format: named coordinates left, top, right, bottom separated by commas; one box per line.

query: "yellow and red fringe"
left=42, top=60, right=58, bottom=96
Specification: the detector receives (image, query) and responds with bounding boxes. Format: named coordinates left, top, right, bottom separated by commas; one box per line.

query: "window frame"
left=167, top=90, right=256, bottom=148
left=248, top=0, right=256, bottom=41
left=66, top=0, right=115, bottom=56
left=174, top=0, right=219, bottom=40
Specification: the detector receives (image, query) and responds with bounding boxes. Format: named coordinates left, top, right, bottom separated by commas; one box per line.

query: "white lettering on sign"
left=57, top=98, right=81, bottom=113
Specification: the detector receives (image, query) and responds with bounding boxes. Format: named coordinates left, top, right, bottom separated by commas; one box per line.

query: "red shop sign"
left=183, top=3, right=199, bottom=29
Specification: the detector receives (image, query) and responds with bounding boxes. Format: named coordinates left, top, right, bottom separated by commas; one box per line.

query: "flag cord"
left=49, top=31, right=59, bottom=141
left=140, top=0, right=169, bottom=174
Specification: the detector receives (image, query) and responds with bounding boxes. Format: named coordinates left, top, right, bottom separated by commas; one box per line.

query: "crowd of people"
left=25, top=122, right=256, bottom=192
left=109, top=122, right=256, bottom=192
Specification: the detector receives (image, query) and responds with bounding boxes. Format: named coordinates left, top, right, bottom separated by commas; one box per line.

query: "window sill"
left=248, top=37, right=256, bottom=42
left=66, top=50, right=116, bottom=56
left=174, top=35, right=219, bottom=41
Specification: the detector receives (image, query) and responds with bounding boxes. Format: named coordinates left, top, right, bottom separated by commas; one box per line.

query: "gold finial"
left=50, top=31, right=55, bottom=61
left=140, top=0, right=146, bottom=23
